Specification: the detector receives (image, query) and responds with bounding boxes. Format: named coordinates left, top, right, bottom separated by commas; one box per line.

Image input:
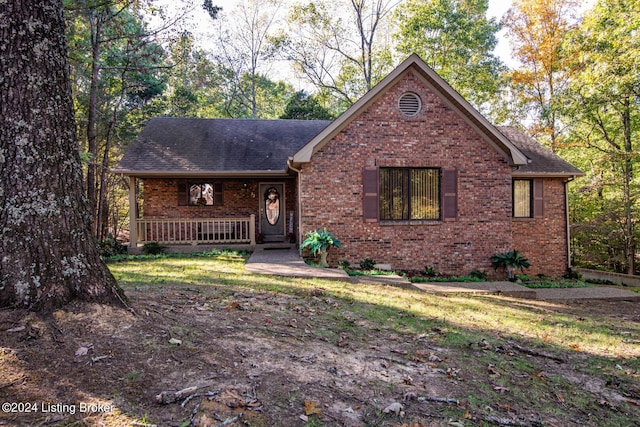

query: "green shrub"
left=338, top=260, right=351, bottom=270
left=469, top=269, right=487, bottom=280
left=359, top=258, right=376, bottom=270
left=300, top=228, right=341, bottom=267
left=142, top=242, right=165, bottom=255
left=411, top=275, right=485, bottom=283
left=424, top=266, right=437, bottom=277
left=99, top=234, right=127, bottom=257
left=563, top=269, right=582, bottom=280
left=491, top=250, right=530, bottom=280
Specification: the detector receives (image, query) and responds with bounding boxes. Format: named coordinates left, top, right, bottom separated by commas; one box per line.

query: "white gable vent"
left=398, top=92, right=421, bottom=116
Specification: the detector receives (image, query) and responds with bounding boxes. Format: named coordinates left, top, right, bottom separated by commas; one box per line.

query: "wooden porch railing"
left=135, top=215, right=255, bottom=246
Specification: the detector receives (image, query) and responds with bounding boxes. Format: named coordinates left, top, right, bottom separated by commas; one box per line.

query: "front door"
left=260, top=183, right=285, bottom=241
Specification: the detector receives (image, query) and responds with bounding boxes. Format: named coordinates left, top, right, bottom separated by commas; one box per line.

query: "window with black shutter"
left=513, top=179, right=543, bottom=218
left=363, top=167, right=457, bottom=222
left=178, top=182, right=224, bottom=206
left=362, top=167, right=379, bottom=222
left=379, top=167, right=441, bottom=220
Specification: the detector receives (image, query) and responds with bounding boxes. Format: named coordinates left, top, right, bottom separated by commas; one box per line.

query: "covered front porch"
left=112, top=117, right=330, bottom=253
left=125, top=176, right=299, bottom=252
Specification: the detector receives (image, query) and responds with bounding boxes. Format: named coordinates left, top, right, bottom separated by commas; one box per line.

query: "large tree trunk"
left=0, top=0, right=126, bottom=311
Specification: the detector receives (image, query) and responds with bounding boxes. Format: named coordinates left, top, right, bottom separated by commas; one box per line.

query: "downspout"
left=287, top=158, right=303, bottom=253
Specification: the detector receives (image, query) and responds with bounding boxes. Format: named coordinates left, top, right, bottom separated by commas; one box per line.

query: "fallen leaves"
left=531, top=371, right=547, bottom=382
left=74, top=345, right=91, bottom=357
left=304, top=400, right=322, bottom=415
left=570, top=343, right=583, bottom=352
left=218, top=388, right=261, bottom=409
left=300, top=400, right=322, bottom=422
left=383, top=401, right=404, bottom=415
left=225, top=301, right=242, bottom=310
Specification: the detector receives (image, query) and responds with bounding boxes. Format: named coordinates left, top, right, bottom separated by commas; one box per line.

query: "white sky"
left=151, top=0, right=596, bottom=81
left=487, top=0, right=517, bottom=67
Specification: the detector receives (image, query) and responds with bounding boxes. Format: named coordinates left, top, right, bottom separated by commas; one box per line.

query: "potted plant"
left=300, top=228, right=341, bottom=267
left=491, top=250, right=531, bottom=281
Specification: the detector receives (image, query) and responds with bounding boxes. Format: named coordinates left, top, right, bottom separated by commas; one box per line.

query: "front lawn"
left=1, top=252, right=638, bottom=427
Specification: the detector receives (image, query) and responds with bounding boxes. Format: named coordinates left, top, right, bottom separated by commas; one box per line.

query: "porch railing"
left=135, top=215, right=255, bottom=245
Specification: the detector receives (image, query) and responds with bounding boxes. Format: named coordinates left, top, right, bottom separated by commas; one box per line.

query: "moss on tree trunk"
left=0, top=0, right=126, bottom=311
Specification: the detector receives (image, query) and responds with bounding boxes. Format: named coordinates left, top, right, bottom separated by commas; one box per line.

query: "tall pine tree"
left=0, top=0, right=126, bottom=310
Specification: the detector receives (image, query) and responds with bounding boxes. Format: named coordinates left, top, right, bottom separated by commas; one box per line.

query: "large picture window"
left=513, top=179, right=532, bottom=217
left=380, top=168, right=440, bottom=220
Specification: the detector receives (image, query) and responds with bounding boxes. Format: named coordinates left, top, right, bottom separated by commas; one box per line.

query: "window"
left=178, top=182, right=223, bottom=206
left=513, top=179, right=532, bottom=217
left=190, top=183, right=214, bottom=206
left=380, top=168, right=440, bottom=220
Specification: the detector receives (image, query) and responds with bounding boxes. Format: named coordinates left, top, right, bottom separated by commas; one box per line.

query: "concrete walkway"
left=412, top=280, right=640, bottom=301
left=245, top=245, right=349, bottom=279
left=245, top=245, right=640, bottom=301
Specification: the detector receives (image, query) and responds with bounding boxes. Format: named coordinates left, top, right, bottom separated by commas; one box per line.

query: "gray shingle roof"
left=114, top=117, right=331, bottom=176
left=114, top=118, right=582, bottom=178
left=497, top=126, right=583, bottom=177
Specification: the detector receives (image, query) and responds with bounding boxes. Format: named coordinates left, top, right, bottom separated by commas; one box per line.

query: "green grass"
left=513, top=274, right=594, bottom=289
left=107, top=253, right=640, bottom=426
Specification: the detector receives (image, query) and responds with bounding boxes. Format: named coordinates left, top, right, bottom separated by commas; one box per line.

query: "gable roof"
left=114, top=56, right=582, bottom=180
left=292, top=54, right=530, bottom=167
left=113, top=117, right=331, bottom=177
left=498, top=126, right=584, bottom=178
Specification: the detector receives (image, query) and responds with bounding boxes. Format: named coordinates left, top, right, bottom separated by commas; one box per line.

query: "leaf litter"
left=0, top=284, right=638, bottom=426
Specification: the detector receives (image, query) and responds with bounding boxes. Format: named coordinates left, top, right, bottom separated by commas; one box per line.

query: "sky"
left=167, top=0, right=521, bottom=66
left=486, top=0, right=517, bottom=66
left=152, top=0, right=596, bottom=83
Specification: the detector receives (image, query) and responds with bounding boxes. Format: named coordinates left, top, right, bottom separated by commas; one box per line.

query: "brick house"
left=114, top=54, right=582, bottom=277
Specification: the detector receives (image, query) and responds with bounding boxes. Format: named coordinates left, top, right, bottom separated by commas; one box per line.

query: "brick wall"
left=512, top=179, right=569, bottom=277
left=299, top=70, right=517, bottom=277
left=142, top=177, right=297, bottom=236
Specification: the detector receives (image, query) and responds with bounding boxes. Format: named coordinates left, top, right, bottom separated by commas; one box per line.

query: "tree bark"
left=622, top=97, right=635, bottom=275
left=86, top=7, right=104, bottom=236
left=0, top=0, right=127, bottom=311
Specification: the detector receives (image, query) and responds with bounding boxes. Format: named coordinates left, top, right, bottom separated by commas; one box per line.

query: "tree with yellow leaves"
left=502, top=0, right=580, bottom=153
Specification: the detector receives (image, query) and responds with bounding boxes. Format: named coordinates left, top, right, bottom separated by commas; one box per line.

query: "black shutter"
left=362, top=167, right=379, bottom=222
left=441, top=168, right=457, bottom=220
left=214, top=182, right=224, bottom=206
left=533, top=179, right=544, bottom=218
left=178, top=182, right=188, bottom=206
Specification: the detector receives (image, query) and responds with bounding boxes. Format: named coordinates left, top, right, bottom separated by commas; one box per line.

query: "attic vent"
left=398, top=92, right=421, bottom=116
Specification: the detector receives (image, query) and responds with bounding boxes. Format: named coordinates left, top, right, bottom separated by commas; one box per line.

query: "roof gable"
left=292, top=54, right=529, bottom=167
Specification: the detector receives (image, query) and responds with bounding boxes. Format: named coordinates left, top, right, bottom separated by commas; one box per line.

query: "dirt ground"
left=0, top=284, right=638, bottom=427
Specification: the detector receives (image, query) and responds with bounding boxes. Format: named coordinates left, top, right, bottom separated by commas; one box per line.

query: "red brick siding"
left=142, top=177, right=298, bottom=236
left=512, top=179, right=569, bottom=277
left=300, top=70, right=516, bottom=276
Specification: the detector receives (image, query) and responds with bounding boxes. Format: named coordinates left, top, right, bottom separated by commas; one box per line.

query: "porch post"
left=249, top=214, right=256, bottom=245
left=128, top=176, right=138, bottom=250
